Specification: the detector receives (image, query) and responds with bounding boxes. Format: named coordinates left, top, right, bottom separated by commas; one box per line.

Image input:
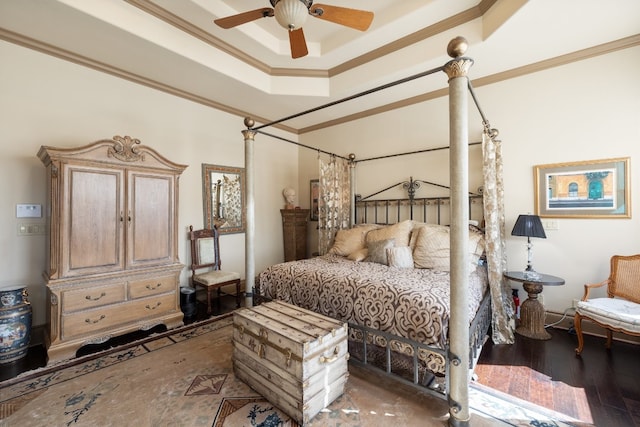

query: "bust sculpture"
left=283, top=187, right=296, bottom=209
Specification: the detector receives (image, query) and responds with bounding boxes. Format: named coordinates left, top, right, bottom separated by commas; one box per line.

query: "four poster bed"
left=256, top=181, right=492, bottom=394
left=241, top=37, right=512, bottom=425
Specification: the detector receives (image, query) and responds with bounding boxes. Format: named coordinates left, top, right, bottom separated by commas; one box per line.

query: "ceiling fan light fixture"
left=274, top=0, right=309, bottom=30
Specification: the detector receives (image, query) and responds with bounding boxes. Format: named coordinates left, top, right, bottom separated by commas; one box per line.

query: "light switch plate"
left=16, top=204, right=42, bottom=218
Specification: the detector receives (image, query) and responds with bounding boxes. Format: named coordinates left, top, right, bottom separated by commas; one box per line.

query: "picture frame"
left=534, top=157, right=630, bottom=218
left=310, top=179, right=320, bottom=221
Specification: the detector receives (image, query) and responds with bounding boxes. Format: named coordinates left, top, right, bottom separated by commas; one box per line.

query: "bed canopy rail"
left=240, top=37, right=504, bottom=427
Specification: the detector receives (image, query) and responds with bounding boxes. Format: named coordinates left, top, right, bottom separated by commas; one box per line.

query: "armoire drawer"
left=61, top=283, right=127, bottom=313
left=129, top=275, right=175, bottom=299
left=62, top=293, right=177, bottom=339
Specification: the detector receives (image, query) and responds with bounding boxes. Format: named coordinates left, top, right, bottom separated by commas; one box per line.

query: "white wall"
left=300, top=45, right=640, bottom=315
left=0, top=41, right=299, bottom=327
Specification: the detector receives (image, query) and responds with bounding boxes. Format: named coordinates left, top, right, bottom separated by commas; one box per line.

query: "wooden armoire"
left=280, top=209, right=309, bottom=261
left=37, top=136, right=187, bottom=364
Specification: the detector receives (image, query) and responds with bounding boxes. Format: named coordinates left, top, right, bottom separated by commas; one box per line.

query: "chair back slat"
left=189, top=225, right=222, bottom=273
left=609, top=254, right=640, bottom=303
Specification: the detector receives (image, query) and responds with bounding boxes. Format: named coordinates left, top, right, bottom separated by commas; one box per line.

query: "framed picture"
left=310, top=179, right=320, bottom=221
left=534, top=157, right=630, bottom=218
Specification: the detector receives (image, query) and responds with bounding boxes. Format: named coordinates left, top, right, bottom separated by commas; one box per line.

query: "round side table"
left=504, top=271, right=565, bottom=340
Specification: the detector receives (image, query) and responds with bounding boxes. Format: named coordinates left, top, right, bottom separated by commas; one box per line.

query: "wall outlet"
left=572, top=298, right=580, bottom=308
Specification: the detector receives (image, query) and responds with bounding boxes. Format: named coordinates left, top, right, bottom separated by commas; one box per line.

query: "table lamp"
left=511, top=214, right=546, bottom=279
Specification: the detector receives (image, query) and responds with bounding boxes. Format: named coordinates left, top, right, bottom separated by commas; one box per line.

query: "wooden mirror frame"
left=202, top=163, right=246, bottom=234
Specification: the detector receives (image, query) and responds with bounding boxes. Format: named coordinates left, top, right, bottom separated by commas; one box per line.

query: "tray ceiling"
left=1, top=0, right=639, bottom=133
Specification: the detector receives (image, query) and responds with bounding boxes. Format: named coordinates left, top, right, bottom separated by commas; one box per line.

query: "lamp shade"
left=274, top=0, right=308, bottom=30
left=511, top=214, right=546, bottom=239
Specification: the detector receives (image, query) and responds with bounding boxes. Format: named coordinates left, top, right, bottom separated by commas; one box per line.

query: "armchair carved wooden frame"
left=574, top=254, right=640, bottom=355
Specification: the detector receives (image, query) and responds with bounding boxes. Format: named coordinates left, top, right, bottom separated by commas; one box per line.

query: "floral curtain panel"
left=318, top=156, right=351, bottom=254
left=482, top=131, right=515, bottom=344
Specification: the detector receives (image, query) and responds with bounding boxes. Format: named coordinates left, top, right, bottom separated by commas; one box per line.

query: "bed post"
left=242, top=117, right=256, bottom=308
left=443, top=37, right=473, bottom=427
left=349, top=153, right=356, bottom=226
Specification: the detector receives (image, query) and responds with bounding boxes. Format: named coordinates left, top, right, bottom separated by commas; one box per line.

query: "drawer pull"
left=319, top=347, right=340, bottom=364
left=145, top=283, right=162, bottom=290
left=85, top=292, right=106, bottom=301
left=145, top=302, right=161, bottom=310
left=85, top=314, right=106, bottom=324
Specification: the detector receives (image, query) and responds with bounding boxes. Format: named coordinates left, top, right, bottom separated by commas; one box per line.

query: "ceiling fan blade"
left=214, top=8, right=274, bottom=29
left=289, top=28, right=308, bottom=59
left=310, top=4, right=373, bottom=31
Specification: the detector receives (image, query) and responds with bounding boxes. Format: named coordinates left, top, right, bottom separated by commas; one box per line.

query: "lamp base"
left=523, top=269, right=541, bottom=280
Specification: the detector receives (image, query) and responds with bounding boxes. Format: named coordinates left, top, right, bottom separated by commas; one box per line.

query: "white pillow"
left=387, top=246, right=414, bottom=268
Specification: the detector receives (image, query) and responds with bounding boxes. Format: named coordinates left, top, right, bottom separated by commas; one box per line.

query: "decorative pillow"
left=387, top=246, right=414, bottom=268
left=468, top=226, right=486, bottom=264
left=412, top=225, right=450, bottom=270
left=409, top=222, right=427, bottom=250
left=365, top=220, right=413, bottom=247
left=347, top=248, right=368, bottom=262
left=365, top=239, right=395, bottom=265
left=413, top=224, right=486, bottom=270
left=328, top=225, right=378, bottom=257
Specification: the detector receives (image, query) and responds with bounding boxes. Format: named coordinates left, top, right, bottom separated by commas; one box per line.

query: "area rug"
left=0, top=316, right=586, bottom=427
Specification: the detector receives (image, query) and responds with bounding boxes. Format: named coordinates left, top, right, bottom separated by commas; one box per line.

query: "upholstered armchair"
left=574, top=254, right=640, bottom=355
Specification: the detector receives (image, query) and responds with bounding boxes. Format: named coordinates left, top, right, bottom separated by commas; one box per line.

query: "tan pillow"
left=328, top=225, right=379, bottom=256
left=412, top=224, right=450, bottom=270
left=409, top=222, right=427, bottom=250
left=469, top=227, right=486, bottom=264
left=347, top=248, right=368, bottom=262
left=365, top=220, right=413, bottom=247
left=387, top=246, right=414, bottom=268
left=413, top=224, right=486, bottom=270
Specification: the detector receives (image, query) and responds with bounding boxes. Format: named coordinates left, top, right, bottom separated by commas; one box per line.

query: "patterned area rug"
left=0, top=315, right=586, bottom=426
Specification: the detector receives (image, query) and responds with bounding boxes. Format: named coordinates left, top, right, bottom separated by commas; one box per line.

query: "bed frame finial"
left=447, top=36, right=468, bottom=58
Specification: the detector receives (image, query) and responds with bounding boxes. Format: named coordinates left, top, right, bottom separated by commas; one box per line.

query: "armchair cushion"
left=577, top=298, right=640, bottom=333
left=194, top=270, right=241, bottom=287
left=574, top=254, right=640, bottom=355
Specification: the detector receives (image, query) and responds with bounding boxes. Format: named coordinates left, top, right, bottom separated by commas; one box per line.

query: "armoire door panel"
left=62, top=165, right=124, bottom=277
left=127, top=172, right=174, bottom=267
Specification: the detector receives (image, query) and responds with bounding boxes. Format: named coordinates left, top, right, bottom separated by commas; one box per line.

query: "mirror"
left=202, top=163, right=246, bottom=234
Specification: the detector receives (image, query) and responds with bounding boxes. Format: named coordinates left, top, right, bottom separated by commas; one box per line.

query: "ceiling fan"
left=214, top=0, right=374, bottom=59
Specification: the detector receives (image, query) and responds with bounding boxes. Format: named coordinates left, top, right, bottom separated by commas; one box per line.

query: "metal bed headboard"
left=354, top=177, right=484, bottom=226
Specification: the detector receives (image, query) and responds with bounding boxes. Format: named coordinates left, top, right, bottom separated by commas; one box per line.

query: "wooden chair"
left=574, top=254, right=640, bottom=355
left=189, top=225, right=241, bottom=315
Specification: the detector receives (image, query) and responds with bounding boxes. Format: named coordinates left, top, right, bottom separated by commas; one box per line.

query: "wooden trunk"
left=233, top=300, right=348, bottom=425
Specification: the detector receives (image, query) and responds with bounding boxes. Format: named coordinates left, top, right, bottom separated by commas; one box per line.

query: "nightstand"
left=504, top=271, right=565, bottom=340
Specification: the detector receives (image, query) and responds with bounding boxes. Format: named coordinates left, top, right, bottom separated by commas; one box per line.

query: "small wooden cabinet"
left=281, top=209, right=309, bottom=261
left=38, top=136, right=187, bottom=363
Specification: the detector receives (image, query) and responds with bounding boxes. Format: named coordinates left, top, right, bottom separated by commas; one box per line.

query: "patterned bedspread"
left=257, top=254, right=489, bottom=350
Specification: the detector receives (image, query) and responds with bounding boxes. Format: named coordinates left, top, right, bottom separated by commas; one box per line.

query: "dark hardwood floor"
left=476, top=326, right=640, bottom=427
